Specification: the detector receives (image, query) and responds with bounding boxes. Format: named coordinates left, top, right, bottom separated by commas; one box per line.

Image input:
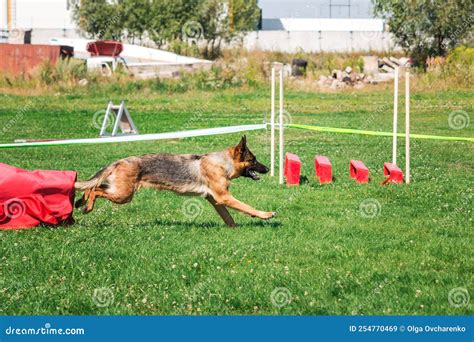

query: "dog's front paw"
left=261, top=211, right=277, bottom=220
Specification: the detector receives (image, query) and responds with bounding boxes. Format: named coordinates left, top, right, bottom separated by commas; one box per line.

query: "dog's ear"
left=240, top=135, right=247, bottom=147
left=237, top=135, right=247, bottom=151
left=235, top=135, right=247, bottom=156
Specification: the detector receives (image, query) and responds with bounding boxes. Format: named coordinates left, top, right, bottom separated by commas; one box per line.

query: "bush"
left=2, top=48, right=471, bottom=95
left=38, top=58, right=89, bottom=85
left=422, top=45, right=474, bottom=89
left=445, top=46, right=474, bottom=86
left=446, top=46, right=474, bottom=66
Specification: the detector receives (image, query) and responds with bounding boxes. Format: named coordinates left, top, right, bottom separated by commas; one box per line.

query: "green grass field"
left=0, top=83, right=472, bottom=315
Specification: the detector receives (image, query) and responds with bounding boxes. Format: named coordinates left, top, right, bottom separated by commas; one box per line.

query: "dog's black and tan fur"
left=74, top=136, right=275, bottom=227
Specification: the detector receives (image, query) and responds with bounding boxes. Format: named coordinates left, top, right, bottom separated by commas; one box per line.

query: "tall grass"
left=0, top=47, right=472, bottom=95
left=416, top=46, right=474, bottom=91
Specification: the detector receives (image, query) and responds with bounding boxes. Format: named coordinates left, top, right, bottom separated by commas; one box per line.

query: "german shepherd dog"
left=74, top=136, right=276, bottom=227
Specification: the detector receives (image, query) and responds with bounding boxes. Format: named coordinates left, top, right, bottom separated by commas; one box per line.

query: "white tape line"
left=0, top=124, right=267, bottom=149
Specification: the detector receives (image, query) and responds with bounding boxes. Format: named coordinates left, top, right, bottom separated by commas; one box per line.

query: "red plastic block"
left=284, top=153, right=301, bottom=186
left=314, top=155, right=332, bottom=184
left=350, top=160, right=369, bottom=183
left=383, top=162, right=404, bottom=184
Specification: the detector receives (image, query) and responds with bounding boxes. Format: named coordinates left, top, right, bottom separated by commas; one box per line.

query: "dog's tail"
left=74, top=163, right=115, bottom=191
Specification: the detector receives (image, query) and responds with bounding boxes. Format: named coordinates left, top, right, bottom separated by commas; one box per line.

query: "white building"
left=245, top=0, right=396, bottom=52
left=259, top=0, right=376, bottom=21
left=0, top=0, right=80, bottom=43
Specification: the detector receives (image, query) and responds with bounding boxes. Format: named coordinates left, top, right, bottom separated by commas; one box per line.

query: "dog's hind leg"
left=75, top=194, right=86, bottom=208
left=83, top=188, right=102, bottom=214
left=83, top=191, right=96, bottom=214
left=206, top=195, right=236, bottom=228
left=75, top=189, right=90, bottom=209
left=75, top=188, right=93, bottom=209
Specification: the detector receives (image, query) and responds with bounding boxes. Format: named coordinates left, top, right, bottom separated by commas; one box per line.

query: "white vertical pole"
left=279, top=69, right=284, bottom=185
left=405, top=69, right=410, bottom=184
left=392, top=67, right=399, bottom=165
left=100, top=101, right=113, bottom=137
left=270, top=67, right=276, bottom=177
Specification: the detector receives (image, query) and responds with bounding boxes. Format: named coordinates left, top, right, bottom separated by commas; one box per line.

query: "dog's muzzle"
left=245, top=163, right=269, bottom=181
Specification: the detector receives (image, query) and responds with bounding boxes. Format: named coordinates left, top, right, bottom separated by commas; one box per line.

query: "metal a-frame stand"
left=99, top=100, right=139, bottom=137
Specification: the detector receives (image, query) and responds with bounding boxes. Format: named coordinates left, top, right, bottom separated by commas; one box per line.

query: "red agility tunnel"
left=349, top=160, right=369, bottom=183
left=283, top=153, right=301, bottom=186
left=0, top=163, right=76, bottom=229
left=314, top=155, right=332, bottom=184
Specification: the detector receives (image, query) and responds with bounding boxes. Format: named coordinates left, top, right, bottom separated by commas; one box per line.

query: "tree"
left=198, top=0, right=260, bottom=58
left=373, top=0, right=474, bottom=67
left=71, top=0, right=122, bottom=40
left=148, top=0, right=201, bottom=46
left=71, top=0, right=260, bottom=58
left=117, top=0, right=152, bottom=43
